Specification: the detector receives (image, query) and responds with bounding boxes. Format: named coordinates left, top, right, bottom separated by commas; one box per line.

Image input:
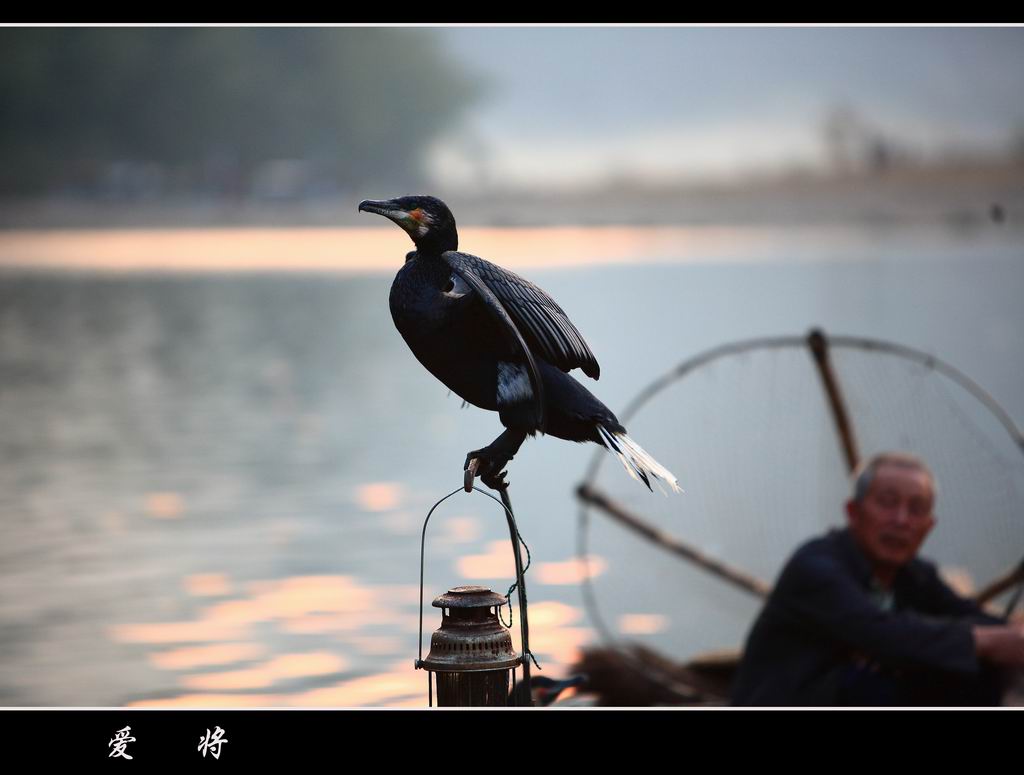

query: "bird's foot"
left=464, top=446, right=511, bottom=492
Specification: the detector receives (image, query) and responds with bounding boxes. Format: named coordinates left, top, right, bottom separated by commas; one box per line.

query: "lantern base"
left=434, top=670, right=511, bottom=707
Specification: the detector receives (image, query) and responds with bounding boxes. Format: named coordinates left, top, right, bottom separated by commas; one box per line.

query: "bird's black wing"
left=441, top=256, right=547, bottom=432
left=443, top=251, right=601, bottom=379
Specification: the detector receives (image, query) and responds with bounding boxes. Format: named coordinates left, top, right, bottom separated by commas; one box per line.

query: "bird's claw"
left=464, top=449, right=511, bottom=492
left=484, top=470, right=509, bottom=491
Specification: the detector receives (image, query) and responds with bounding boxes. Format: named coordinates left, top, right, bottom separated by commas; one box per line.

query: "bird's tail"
left=596, top=425, right=682, bottom=494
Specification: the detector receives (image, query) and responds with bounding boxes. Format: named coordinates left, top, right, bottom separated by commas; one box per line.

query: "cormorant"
left=358, top=195, right=679, bottom=494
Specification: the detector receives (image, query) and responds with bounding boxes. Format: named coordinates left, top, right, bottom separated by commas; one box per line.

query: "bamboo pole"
left=807, top=328, right=860, bottom=473
left=576, top=483, right=771, bottom=599
left=975, top=557, right=1024, bottom=608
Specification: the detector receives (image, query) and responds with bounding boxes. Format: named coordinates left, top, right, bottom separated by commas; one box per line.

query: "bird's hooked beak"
left=358, top=198, right=423, bottom=236
left=358, top=198, right=402, bottom=218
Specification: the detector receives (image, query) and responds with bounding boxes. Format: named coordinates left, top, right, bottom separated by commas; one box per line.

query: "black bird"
left=358, top=195, right=679, bottom=493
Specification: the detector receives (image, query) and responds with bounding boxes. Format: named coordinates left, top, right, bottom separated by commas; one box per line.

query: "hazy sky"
left=427, top=27, right=1024, bottom=187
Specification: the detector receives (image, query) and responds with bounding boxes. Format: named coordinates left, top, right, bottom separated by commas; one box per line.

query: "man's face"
left=846, top=463, right=936, bottom=573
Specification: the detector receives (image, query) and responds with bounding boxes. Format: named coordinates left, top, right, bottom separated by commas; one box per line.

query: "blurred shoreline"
left=2, top=160, right=1022, bottom=232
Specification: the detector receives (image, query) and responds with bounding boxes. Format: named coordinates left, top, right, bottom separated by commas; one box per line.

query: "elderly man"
left=731, top=452, right=1024, bottom=706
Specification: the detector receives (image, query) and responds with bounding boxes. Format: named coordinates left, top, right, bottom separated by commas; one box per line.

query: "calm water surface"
left=1, top=224, right=1022, bottom=706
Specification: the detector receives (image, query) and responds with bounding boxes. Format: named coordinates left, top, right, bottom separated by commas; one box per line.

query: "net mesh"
left=578, top=335, right=1024, bottom=660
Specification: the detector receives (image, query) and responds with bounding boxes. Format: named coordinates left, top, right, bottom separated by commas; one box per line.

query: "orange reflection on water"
left=111, top=619, right=249, bottom=644
left=112, top=573, right=486, bottom=706
left=341, top=634, right=404, bottom=656
left=183, top=573, right=232, bottom=597
left=144, top=491, right=184, bottom=519
left=128, top=693, right=282, bottom=708
left=289, top=661, right=424, bottom=707
left=149, top=642, right=266, bottom=671
left=355, top=481, right=404, bottom=512
left=535, top=555, right=607, bottom=585
left=530, top=625, right=592, bottom=667
left=619, top=613, right=669, bottom=635
left=201, top=575, right=375, bottom=628
left=180, top=651, right=347, bottom=691
left=0, top=228, right=397, bottom=273
left=278, top=608, right=411, bottom=635
left=112, top=572, right=440, bottom=706
left=277, top=613, right=357, bottom=635
left=127, top=593, right=588, bottom=706
left=114, top=574, right=381, bottom=646
left=515, top=601, right=593, bottom=666
left=127, top=678, right=425, bottom=709
left=456, top=540, right=516, bottom=580
left=526, top=600, right=581, bottom=629
left=0, top=224, right=824, bottom=274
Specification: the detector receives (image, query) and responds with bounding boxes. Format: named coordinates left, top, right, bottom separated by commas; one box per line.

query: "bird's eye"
left=410, top=208, right=424, bottom=222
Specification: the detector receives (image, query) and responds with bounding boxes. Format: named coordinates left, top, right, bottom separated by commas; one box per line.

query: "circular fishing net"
left=576, top=331, right=1024, bottom=668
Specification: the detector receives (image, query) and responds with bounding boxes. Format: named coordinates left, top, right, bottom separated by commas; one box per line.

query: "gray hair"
left=850, top=452, right=936, bottom=503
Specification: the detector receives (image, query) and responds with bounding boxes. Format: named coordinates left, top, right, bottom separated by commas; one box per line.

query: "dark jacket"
left=731, top=528, right=1003, bottom=706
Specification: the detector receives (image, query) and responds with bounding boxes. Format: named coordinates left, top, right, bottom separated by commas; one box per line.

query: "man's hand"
left=973, top=624, right=1024, bottom=666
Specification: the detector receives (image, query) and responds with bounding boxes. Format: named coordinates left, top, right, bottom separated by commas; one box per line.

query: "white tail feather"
left=597, top=425, right=682, bottom=495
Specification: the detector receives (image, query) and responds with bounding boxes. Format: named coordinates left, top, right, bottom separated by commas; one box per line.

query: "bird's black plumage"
left=359, top=194, right=679, bottom=493
left=445, top=251, right=601, bottom=380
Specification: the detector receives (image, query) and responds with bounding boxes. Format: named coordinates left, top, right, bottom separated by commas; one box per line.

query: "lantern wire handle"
left=416, top=483, right=539, bottom=701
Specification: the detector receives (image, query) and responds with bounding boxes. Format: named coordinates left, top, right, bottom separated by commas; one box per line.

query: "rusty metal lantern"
left=420, top=586, right=520, bottom=706
left=416, top=486, right=534, bottom=707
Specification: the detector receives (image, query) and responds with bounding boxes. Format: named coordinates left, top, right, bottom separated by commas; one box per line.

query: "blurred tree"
left=0, top=28, right=482, bottom=198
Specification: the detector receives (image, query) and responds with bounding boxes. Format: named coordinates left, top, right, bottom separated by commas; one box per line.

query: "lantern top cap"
left=432, top=586, right=507, bottom=609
